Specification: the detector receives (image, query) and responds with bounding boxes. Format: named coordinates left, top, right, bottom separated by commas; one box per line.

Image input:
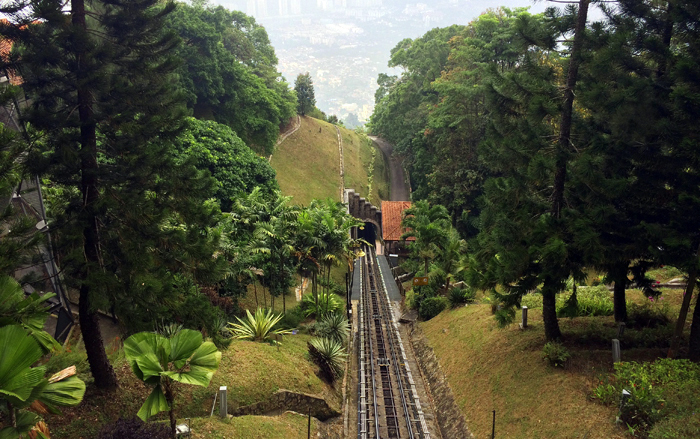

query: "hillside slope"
left=271, top=116, right=389, bottom=205
left=421, top=304, right=624, bottom=439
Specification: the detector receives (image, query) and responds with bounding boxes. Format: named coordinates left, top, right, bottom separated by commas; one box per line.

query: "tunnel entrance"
left=357, top=221, right=378, bottom=247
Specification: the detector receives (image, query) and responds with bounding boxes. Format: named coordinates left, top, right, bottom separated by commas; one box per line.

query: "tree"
left=124, top=329, right=221, bottom=438
left=173, top=118, right=279, bottom=211
left=401, top=200, right=451, bottom=276
left=1, top=0, right=222, bottom=388
left=295, top=72, right=316, bottom=116
left=163, top=3, right=296, bottom=154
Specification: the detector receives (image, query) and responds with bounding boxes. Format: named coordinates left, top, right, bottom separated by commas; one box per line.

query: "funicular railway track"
left=357, top=245, right=431, bottom=439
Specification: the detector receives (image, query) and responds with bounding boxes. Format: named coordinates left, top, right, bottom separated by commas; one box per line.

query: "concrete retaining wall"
left=230, top=389, right=340, bottom=421
left=410, top=324, right=474, bottom=439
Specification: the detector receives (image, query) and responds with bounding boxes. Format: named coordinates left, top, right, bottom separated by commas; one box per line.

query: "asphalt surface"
left=368, top=136, right=410, bottom=201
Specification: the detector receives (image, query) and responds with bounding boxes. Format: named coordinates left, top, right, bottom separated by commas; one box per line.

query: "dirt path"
left=268, top=115, right=301, bottom=161
left=336, top=125, right=345, bottom=201
left=368, top=136, right=410, bottom=201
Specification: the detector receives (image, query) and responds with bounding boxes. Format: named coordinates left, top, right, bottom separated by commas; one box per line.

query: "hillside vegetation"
left=271, top=116, right=389, bottom=205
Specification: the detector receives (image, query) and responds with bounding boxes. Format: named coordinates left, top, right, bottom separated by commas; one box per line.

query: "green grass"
left=189, top=413, right=320, bottom=439
left=342, top=129, right=390, bottom=203
left=46, top=333, right=338, bottom=438
left=421, top=304, right=627, bottom=439
left=271, top=116, right=341, bottom=205
left=182, top=333, right=338, bottom=414
left=271, top=116, right=390, bottom=206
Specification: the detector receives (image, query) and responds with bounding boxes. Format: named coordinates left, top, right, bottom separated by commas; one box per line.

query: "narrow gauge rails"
left=356, top=246, right=431, bottom=439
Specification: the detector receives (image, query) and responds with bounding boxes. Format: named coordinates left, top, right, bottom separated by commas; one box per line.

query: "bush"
left=448, top=287, right=476, bottom=308
left=542, top=342, right=571, bottom=367
left=300, top=292, right=344, bottom=318
left=557, top=286, right=614, bottom=318
left=419, top=296, right=448, bottom=320
left=314, top=313, right=349, bottom=345
left=628, top=302, right=671, bottom=329
left=593, top=359, right=700, bottom=434
left=308, top=337, right=347, bottom=383
left=97, top=417, right=172, bottom=439
left=278, top=306, right=307, bottom=330
left=228, top=308, right=292, bottom=343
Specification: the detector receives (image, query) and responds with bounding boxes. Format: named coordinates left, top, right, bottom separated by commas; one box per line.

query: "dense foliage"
left=173, top=118, right=278, bottom=211
left=372, top=1, right=700, bottom=355
left=164, top=2, right=296, bottom=154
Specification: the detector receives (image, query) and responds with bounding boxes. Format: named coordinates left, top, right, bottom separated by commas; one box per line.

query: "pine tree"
left=294, top=72, right=316, bottom=116
left=1, top=0, right=223, bottom=388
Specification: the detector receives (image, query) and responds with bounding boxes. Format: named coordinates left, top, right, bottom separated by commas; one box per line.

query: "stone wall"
left=344, top=189, right=381, bottom=230
left=230, top=389, right=340, bottom=421
left=410, top=324, right=475, bottom=439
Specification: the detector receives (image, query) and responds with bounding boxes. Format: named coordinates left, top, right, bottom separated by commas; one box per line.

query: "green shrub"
left=542, top=342, right=571, bottom=367
left=278, top=306, right=307, bottom=330
left=419, top=296, right=448, bottom=320
left=557, top=286, right=614, bottom=317
left=43, top=346, right=90, bottom=380
left=308, top=337, right=347, bottom=383
left=300, top=292, right=344, bottom=318
left=593, top=359, right=700, bottom=434
left=228, top=308, right=292, bottom=343
left=314, top=313, right=349, bottom=345
left=520, top=292, right=542, bottom=309
left=628, top=302, right=671, bottom=329
left=448, top=287, right=476, bottom=308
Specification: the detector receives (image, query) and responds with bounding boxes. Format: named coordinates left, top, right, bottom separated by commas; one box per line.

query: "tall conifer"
left=1, top=0, right=221, bottom=388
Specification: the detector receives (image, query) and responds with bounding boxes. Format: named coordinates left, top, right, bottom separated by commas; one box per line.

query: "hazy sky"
left=206, top=0, right=602, bottom=122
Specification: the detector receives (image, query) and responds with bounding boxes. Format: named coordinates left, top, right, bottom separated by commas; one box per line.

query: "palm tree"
left=401, top=200, right=451, bottom=276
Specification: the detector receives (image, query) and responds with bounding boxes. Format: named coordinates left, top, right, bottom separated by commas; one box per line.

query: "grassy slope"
left=271, top=116, right=340, bottom=205
left=47, top=334, right=336, bottom=438
left=271, top=116, right=390, bottom=206
left=422, top=304, right=624, bottom=439
left=420, top=278, right=693, bottom=439
left=190, top=413, right=319, bottom=439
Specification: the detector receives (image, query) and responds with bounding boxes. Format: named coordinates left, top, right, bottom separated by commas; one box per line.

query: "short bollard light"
left=219, top=386, right=228, bottom=418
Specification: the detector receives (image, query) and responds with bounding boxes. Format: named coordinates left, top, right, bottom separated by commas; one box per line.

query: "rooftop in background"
left=381, top=200, right=413, bottom=242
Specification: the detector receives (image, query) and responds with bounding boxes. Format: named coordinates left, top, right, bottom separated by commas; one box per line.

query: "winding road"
left=369, top=136, right=410, bottom=202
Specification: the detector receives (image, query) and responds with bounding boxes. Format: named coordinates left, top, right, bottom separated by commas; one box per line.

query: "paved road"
left=368, top=136, right=410, bottom=201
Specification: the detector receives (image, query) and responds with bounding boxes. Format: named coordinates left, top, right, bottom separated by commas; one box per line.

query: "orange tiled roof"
left=382, top=201, right=415, bottom=242
left=0, top=19, right=23, bottom=86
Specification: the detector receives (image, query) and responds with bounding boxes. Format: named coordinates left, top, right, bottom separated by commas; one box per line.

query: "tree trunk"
left=688, top=284, right=700, bottom=362
left=669, top=243, right=700, bottom=358
left=611, top=262, right=629, bottom=322
left=542, top=279, right=563, bottom=341
left=253, top=280, right=258, bottom=307
left=73, top=0, right=117, bottom=390
left=552, top=0, right=589, bottom=218
left=164, top=380, right=177, bottom=439
left=668, top=271, right=697, bottom=358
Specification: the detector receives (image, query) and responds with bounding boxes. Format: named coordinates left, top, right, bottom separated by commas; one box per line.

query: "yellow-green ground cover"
left=420, top=279, right=692, bottom=439
left=189, top=413, right=319, bottom=439
left=46, top=334, right=336, bottom=438
left=271, top=116, right=390, bottom=206
left=271, top=116, right=340, bottom=205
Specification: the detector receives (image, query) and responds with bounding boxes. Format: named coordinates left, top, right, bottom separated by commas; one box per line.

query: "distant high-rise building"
left=256, top=0, right=269, bottom=17
left=279, top=0, right=289, bottom=15
left=247, top=0, right=256, bottom=15
left=290, top=0, right=301, bottom=14
left=349, top=0, right=381, bottom=6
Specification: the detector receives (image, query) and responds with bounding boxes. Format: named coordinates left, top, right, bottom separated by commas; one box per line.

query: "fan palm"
left=0, top=325, right=86, bottom=439
left=124, top=329, right=221, bottom=438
